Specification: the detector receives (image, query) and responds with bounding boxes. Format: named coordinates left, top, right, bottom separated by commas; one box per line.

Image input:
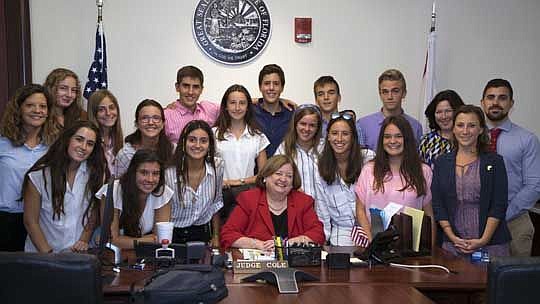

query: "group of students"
left=0, top=64, right=538, bottom=260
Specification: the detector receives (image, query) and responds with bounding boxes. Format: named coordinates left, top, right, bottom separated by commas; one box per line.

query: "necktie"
left=488, top=128, right=502, bottom=153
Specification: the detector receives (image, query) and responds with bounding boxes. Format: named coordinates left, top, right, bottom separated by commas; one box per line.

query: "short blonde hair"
left=378, top=69, right=406, bottom=92
left=255, top=155, right=301, bottom=190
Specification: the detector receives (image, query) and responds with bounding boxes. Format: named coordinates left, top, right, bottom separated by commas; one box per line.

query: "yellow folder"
left=402, top=207, right=424, bottom=252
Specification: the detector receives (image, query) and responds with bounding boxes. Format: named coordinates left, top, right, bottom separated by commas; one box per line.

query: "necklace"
left=267, top=197, right=287, bottom=214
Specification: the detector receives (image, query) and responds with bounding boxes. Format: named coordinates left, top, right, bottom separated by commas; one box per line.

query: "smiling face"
left=296, top=113, right=319, bottom=146
left=379, top=80, right=406, bottom=112
left=434, top=100, right=454, bottom=132
left=67, top=127, right=96, bottom=164
left=453, top=112, right=484, bottom=151
left=382, top=123, right=404, bottom=158
left=55, top=76, right=78, bottom=109
left=226, top=91, right=249, bottom=122
left=136, top=105, right=163, bottom=139
left=259, top=73, right=284, bottom=105
left=176, top=76, right=203, bottom=111
left=96, top=96, right=118, bottom=128
left=481, top=86, right=513, bottom=122
left=315, top=83, right=341, bottom=115
left=20, top=93, right=48, bottom=130
left=185, top=128, right=210, bottom=161
left=135, top=161, right=161, bottom=194
left=328, top=120, right=352, bottom=156
left=265, top=163, right=294, bottom=196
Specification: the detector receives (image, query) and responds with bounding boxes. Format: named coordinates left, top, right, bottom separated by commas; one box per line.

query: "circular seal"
left=193, top=0, right=271, bottom=65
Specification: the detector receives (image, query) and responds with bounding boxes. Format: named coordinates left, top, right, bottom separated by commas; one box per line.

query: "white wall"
left=29, top=0, right=540, bottom=135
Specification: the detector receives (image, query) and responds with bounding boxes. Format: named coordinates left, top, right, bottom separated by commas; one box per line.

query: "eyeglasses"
left=295, top=104, right=321, bottom=116
left=139, top=115, right=162, bottom=123
left=330, top=110, right=356, bottom=121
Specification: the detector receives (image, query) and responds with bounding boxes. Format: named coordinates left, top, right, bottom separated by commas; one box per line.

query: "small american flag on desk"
left=83, top=21, right=107, bottom=100
left=351, top=224, right=370, bottom=248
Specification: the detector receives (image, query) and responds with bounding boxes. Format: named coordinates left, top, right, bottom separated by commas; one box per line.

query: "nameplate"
left=233, top=260, right=289, bottom=274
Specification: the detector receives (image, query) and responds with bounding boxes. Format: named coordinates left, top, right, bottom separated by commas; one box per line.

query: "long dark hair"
left=318, top=115, right=364, bottom=186
left=23, top=121, right=106, bottom=222
left=214, top=84, right=262, bottom=141
left=282, top=105, right=322, bottom=159
left=170, top=120, right=217, bottom=207
left=452, top=105, right=490, bottom=154
left=119, top=149, right=165, bottom=237
left=372, top=116, right=426, bottom=196
left=125, top=99, right=173, bottom=164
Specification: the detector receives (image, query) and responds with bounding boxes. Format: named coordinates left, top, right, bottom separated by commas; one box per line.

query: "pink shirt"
left=164, top=100, right=219, bottom=144
left=355, top=162, right=432, bottom=217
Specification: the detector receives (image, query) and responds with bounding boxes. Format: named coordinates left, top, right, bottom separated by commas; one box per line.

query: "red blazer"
left=220, top=187, right=325, bottom=249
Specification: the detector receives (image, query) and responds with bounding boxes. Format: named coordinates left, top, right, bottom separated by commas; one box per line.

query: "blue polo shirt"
left=253, top=99, right=294, bottom=157
left=0, top=136, right=48, bottom=213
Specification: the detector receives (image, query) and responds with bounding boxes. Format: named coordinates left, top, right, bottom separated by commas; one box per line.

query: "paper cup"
left=156, top=222, right=174, bottom=244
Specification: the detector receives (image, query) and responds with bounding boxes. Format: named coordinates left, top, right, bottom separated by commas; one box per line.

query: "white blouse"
left=25, top=162, right=92, bottom=253
left=96, top=180, right=173, bottom=235
left=213, top=126, right=269, bottom=180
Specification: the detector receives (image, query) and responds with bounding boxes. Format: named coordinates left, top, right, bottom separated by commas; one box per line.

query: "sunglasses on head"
left=330, top=110, right=356, bottom=121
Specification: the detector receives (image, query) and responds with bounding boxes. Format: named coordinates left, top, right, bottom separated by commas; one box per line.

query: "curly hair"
left=23, top=121, right=106, bottom=222
left=0, top=84, right=61, bottom=146
left=43, top=68, right=85, bottom=129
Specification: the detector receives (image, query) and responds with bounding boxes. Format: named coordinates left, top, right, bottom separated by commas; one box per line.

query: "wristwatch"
left=240, top=178, right=245, bottom=185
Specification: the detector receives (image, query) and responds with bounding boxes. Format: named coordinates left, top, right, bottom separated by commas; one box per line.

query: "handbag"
left=130, top=264, right=228, bottom=304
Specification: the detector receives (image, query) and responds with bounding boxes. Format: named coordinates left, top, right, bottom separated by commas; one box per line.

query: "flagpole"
left=420, top=1, right=437, bottom=131
left=431, top=1, right=436, bottom=32
left=97, top=0, right=103, bottom=22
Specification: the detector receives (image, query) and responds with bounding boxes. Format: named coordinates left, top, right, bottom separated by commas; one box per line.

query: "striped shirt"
left=313, top=149, right=375, bottom=246
left=275, top=140, right=324, bottom=198
left=113, top=142, right=175, bottom=178
left=164, top=100, right=219, bottom=144
left=165, top=159, right=224, bottom=228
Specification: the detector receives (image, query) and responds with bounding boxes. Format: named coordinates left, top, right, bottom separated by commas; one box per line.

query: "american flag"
left=351, top=224, right=370, bottom=248
left=83, top=21, right=108, bottom=100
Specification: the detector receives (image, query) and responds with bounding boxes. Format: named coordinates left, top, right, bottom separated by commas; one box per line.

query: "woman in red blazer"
left=220, top=155, right=325, bottom=250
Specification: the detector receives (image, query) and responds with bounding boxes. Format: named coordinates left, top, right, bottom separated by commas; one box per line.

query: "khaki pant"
left=507, top=212, right=535, bottom=256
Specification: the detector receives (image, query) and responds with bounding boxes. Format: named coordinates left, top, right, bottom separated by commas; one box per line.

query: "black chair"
left=488, top=256, right=540, bottom=304
left=0, top=252, right=103, bottom=304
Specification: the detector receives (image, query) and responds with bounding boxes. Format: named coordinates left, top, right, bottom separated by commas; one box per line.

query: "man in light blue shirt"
left=356, top=69, right=423, bottom=150
left=481, top=78, right=540, bottom=256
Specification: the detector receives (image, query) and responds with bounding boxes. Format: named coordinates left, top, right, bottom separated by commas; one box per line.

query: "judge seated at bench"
left=220, top=155, right=325, bottom=250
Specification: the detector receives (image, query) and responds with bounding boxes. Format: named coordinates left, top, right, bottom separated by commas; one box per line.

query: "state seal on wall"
left=193, top=0, right=272, bottom=65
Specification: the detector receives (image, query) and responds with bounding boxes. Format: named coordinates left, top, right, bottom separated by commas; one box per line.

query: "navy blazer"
left=431, top=152, right=511, bottom=245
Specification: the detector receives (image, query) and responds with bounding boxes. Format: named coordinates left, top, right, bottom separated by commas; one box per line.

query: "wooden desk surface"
left=227, top=248, right=486, bottom=291
left=103, top=247, right=486, bottom=303
left=223, top=284, right=435, bottom=304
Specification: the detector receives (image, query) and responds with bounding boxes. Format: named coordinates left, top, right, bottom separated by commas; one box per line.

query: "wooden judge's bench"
left=102, top=246, right=487, bottom=304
